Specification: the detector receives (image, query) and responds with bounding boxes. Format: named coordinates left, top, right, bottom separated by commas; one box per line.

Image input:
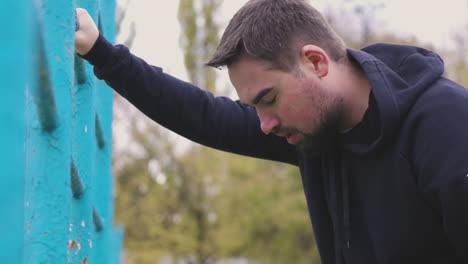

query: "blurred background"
left=111, top=0, right=468, bottom=263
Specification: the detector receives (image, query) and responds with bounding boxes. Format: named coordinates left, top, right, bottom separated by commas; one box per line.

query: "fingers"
left=76, top=8, right=89, bottom=19
left=75, top=8, right=92, bottom=32
left=74, top=8, right=99, bottom=56
left=75, top=8, right=87, bottom=30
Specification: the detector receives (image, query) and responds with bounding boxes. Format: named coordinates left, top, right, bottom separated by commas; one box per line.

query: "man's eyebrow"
left=250, top=88, right=274, bottom=105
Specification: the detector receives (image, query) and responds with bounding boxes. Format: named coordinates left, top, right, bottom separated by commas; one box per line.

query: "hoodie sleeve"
left=81, top=34, right=298, bottom=165
left=412, top=80, right=468, bottom=261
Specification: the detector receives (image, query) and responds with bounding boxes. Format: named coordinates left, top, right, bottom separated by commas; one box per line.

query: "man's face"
left=228, top=54, right=344, bottom=155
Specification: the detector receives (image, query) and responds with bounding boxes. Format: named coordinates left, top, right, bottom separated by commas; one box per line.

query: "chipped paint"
left=68, top=240, right=78, bottom=249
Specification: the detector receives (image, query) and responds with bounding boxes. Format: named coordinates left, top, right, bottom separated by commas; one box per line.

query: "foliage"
left=449, top=23, right=468, bottom=87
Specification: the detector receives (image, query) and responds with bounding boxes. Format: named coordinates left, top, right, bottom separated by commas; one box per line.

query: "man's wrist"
left=80, top=33, right=114, bottom=67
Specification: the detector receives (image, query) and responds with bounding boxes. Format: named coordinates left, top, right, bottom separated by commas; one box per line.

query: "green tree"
left=175, top=1, right=223, bottom=263
left=209, top=154, right=320, bottom=264
left=178, top=0, right=220, bottom=91
left=450, top=23, right=468, bottom=87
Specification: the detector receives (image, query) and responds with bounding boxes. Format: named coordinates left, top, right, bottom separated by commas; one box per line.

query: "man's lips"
left=286, top=132, right=299, bottom=144
left=273, top=128, right=301, bottom=144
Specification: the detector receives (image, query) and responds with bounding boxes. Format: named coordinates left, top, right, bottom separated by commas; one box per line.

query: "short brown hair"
left=206, top=0, right=347, bottom=71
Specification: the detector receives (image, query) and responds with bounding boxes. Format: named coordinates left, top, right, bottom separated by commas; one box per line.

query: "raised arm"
left=74, top=8, right=298, bottom=165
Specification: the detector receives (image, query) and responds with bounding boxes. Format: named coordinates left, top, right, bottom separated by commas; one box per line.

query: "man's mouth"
left=286, top=132, right=299, bottom=144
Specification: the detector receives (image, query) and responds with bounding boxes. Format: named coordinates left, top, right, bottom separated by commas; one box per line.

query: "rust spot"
left=68, top=240, right=78, bottom=249
left=83, top=256, right=88, bottom=264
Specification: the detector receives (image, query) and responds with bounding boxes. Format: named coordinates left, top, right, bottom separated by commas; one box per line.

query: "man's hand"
left=75, top=8, right=99, bottom=56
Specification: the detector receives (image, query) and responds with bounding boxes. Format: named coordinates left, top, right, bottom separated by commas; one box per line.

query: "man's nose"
left=258, top=112, right=279, bottom=135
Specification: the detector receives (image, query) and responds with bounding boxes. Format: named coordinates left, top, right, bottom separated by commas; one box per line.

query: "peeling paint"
left=68, top=239, right=82, bottom=257
left=68, top=240, right=78, bottom=249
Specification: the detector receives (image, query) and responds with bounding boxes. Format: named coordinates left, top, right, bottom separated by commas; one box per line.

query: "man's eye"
left=263, top=96, right=277, bottom=105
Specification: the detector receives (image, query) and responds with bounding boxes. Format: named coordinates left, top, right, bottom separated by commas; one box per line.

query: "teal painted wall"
left=0, top=0, right=29, bottom=263
left=0, top=0, right=123, bottom=263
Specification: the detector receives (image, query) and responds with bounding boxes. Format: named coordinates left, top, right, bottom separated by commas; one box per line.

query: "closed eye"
left=262, top=95, right=277, bottom=105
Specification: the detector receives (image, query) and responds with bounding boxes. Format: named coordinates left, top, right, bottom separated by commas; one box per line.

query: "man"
left=76, top=0, right=468, bottom=263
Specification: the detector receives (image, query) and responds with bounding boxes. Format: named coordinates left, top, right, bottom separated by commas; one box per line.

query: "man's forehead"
left=228, top=56, right=276, bottom=85
left=228, top=62, right=274, bottom=100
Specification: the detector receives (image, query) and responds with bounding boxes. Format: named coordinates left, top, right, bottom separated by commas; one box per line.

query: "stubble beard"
left=296, top=97, right=345, bottom=157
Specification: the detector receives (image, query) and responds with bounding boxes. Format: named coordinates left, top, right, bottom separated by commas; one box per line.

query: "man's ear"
left=300, top=45, right=329, bottom=78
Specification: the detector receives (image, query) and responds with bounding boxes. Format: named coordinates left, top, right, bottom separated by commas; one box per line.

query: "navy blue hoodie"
left=83, top=35, right=468, bottom=263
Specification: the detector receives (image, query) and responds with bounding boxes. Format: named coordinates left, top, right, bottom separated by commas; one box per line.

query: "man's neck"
left=339, top=59, right=372, bottom=130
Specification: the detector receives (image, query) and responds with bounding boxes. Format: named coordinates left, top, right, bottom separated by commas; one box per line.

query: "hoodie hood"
left=323, top=44, right=446, bottom=264
left=343, top=43, right=445, bottom=154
